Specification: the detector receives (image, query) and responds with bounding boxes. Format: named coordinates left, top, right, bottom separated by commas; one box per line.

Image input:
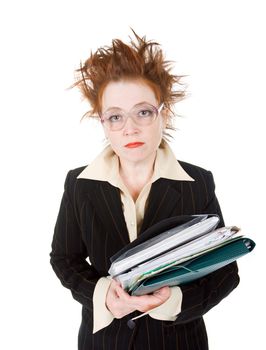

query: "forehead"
left=101, top=79, right=158, bottom=111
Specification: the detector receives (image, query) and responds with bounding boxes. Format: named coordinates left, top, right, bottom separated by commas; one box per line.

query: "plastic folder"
left=130, top=237, right=255, bottom=296
left=109, top=214, right=220, bottom=277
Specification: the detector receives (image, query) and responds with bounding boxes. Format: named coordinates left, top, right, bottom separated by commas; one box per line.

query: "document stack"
left=108, top=215, right=255, bottom=296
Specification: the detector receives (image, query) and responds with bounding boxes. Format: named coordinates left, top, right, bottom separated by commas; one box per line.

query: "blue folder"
left=131, top=237, right=255, bottom=296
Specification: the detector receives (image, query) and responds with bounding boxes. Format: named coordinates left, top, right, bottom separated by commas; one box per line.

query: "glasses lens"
left=102, top=109, right=125, bottom=130
left=132, top=103, right=157, bottom=125
left=101, top=103, right=159, bottom=131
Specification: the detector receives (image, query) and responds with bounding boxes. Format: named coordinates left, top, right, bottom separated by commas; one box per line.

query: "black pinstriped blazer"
left=50, top=160, right=240, bottom=350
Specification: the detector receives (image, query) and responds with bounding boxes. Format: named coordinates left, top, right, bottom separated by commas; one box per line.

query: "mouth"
left=125, top=142, right=145, bottom=148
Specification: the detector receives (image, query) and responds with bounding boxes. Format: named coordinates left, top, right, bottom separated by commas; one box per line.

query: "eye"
left=107, top=114, right=123, bottom=123
left=138, top=109, right=153, bottom=117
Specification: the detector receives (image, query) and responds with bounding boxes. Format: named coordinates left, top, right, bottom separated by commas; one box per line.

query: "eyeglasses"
left=100, top=102, right=164, bottom=131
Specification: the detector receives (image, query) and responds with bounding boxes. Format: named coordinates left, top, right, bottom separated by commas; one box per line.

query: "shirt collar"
left=77, top=139, right=194, bottom=186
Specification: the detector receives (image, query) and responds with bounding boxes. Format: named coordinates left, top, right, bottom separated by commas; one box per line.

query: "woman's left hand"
left=132, top=285, right=171, bottom=313
left=113, top=281, right=171, bottom=313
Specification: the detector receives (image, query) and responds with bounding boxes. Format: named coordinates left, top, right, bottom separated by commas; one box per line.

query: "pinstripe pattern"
left=161, top=322, right=165, bottom=350
left=175, top=330, right=179, bottom=350
left=188, top=182, right=196, bottom=212
left=145, top=318, right=151, bottom=350
left=147, top=185, right=171, bottom=227
left=89, top=210, right=96, bottom=266
left=50, top=161, right=239, bottom=349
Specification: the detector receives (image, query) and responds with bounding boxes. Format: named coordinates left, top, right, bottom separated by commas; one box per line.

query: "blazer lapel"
left=83, top=178, right=182, bottom=245
left=140, top=178, right=182, bottom=234
left=85, top=181, right=130, bottom=247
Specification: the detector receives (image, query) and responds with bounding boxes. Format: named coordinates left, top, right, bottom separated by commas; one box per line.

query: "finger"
left=153, top=286, right=170, bottom=296
left=115, top=285, right=131, bottom=300
left=112, top=279, right=122, bottom=287
left=152, top=287, right=171, bottom=303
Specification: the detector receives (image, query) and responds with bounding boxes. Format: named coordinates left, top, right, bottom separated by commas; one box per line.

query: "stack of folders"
left=108, top=215, right=255, bottom=296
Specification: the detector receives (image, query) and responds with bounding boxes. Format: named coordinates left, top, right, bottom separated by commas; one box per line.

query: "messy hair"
left=73, top=30, right=186, bottom=132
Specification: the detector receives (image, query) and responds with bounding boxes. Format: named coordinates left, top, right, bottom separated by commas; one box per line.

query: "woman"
left=50, top=32, right=240, bottom=350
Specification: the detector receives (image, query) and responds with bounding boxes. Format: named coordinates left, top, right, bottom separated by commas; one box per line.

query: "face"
left=101, top=79, right=165, bottom=166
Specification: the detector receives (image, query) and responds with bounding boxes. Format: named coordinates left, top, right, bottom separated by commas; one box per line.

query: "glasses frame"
left=100, top=102, right=164, bottom=131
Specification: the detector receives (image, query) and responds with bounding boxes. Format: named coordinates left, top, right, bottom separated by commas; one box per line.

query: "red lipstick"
left=125, top=142, right=144, bottom=148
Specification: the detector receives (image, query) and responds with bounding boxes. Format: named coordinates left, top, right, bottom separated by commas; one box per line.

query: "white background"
left=0, top=0, right=265, bottom=349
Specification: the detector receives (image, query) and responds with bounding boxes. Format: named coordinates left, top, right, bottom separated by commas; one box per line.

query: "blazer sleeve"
left=172, top=170, right=240, bottom=325
left=50, top=170, right=100, bottom=312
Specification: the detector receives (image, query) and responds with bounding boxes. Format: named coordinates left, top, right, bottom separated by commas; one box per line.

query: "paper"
left=117, top=226, right=239, bottom=291
left=108, top=215, right=219, bottom=276
left=108, top=214, right=256, bottom=295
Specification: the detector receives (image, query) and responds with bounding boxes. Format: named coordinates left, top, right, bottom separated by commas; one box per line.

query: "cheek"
left=103, top=129, right=118, bottom=146
left=152, top=122, right=164, bottom=140
left=107, top=134, right=121, bottom=150
left=102, top=126, right=108, bottom=139
left=146, top=129, right=163, bottom=149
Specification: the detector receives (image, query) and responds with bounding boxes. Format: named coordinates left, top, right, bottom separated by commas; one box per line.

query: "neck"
left=119, top=153, right=156, bottom=186
left=119, top=153, right=156, bottom=179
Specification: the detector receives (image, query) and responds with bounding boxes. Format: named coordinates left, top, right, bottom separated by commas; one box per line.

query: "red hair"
left=73, top=30, right=186, bottom=131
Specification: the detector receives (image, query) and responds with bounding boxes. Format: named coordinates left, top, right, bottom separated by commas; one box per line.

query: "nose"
left=123, top=115, right=140, bottom=135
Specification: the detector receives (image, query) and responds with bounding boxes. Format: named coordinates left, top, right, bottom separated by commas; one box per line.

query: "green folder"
left=131, top=237, right=255, bottom=296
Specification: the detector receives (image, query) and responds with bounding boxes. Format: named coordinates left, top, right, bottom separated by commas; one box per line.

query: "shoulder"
left=177, top=160, right=217, bottom=193
left=63, top=164, right=113, bottom=195
left=178, top=160, right=213, bottom=180
left=61, top=165, right=97, bottom=207
left=61, top=165, right=87, bottom=187
left=67, top=165, right=87, bottom=180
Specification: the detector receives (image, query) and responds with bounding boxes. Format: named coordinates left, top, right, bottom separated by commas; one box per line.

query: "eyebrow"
left=103, top=101, right=154, bottom=113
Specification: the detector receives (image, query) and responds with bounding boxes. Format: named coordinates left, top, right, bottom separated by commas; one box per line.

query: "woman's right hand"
left=106, top=280, right=170, bottom=319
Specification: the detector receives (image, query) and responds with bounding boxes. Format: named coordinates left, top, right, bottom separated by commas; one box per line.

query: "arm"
left=50, top=171, right=176, bottom=332
left=172, top=170, right=240, bottom=325
left=50, top=170, right=99, bottom=312
left=148, top=286, right=182, bottom=321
